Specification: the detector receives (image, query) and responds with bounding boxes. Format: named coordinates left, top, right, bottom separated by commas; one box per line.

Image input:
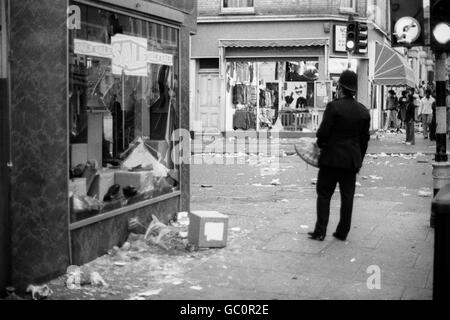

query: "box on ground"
left=188, top=211, right=229, bottom=248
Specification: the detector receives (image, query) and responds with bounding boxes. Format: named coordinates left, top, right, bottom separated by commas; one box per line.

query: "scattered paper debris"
left=114, top=262, right=127, bottom=267
left=369, top=175, right=383, bottom=180
left=418, top=190, right=433, bottom=197
left=179, top=231, right=188, bottom=238
left=354, top=194, right=365, bottom=198
left=90, top=272, right=108, bottom=287
left=271, top=179, right=281, bottom=186
left=300, top=225, right=309, bottom=229
left=26, top=285, right=53, bottom=300
left=350, top=258, right=356, bottom=263
left=231, top=227, right=241, bottom=232
left=137, top=289, right=162, bottom=297
left=401, top=193, right=411, bottom=197
left=355, top=182, right=362, bottom=187
left=190, top=286, right=203, bottom=291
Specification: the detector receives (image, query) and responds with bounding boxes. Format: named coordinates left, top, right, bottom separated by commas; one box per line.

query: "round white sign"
left=394, top=17, right=421, bottom=44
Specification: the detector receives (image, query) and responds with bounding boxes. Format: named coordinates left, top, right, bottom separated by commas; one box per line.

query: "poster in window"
left=283, top=82, right=308, bottom=109
left=315, top=81, right=333, bottom=109
left=334, top=25, right=348, bottom=53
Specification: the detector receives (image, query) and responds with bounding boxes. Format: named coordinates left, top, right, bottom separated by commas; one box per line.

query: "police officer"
left=308, top=70, right=371, bottom=241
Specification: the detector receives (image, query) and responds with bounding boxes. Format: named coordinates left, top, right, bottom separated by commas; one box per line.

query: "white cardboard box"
left=188, top=211, right=229, bottom=248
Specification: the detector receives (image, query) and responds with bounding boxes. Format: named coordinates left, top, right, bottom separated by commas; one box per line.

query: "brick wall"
left=199, top=0, right=368, bottom=17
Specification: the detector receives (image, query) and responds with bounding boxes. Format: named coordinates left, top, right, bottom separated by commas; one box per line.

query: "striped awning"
left=219, top=38, right=329, bottom=48
left=373, top=42, right=416, bottom=88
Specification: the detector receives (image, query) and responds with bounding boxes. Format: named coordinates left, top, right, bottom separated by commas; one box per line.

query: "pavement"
left=44, top=131, right=437, bottom=300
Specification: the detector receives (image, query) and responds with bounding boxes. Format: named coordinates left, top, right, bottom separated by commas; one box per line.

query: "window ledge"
left=220, top=7, right=255, bottom=15
left=69, top=190, right=181, bottom=231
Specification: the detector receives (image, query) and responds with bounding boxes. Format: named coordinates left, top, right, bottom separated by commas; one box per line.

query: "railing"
left=280, top=110, right=323, bottom=131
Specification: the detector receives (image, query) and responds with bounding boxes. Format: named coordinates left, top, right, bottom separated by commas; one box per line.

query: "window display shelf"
left=69, top=190, right=181, bottom=231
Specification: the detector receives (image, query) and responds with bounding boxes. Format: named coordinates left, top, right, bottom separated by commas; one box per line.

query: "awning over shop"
left=373, top=42, right=416, bottom=88
left=219, top=38, right=329, bottom=48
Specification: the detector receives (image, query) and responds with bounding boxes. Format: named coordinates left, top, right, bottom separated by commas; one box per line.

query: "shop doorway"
left=197, top=71, right=221, bottom=134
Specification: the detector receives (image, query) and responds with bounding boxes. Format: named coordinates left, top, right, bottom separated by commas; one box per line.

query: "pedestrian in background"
left=398, top=90, right=408, bottom=131
left=405, top=93, right=416, bottom=145
left=418, top=82, right=425, bottom=99
left=409, top=88, right=421, bottom=123
left=384, top=90, right=399, bottom=132
left=308, top=70, right=371, bottom=242
left=418, top=89, right=435, bottom=139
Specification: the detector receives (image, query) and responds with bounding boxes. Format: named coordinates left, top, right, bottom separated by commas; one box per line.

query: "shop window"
left=199, top=58, right=219, bottom=70
left=222, top=0, right=255, bottom=14
left=68, top=2, right=180, bottom=224
left=227, top=59, right=320, bottom=132
left=340, top=0, right=356, bottom=13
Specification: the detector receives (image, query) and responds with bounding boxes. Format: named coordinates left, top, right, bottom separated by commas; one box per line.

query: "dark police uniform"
left=313, top=96, right=371, bottom=239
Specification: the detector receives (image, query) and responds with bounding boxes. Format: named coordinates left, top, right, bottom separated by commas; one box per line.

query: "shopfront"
left=219, top=39, right=331, bottom=133
left=3, top=0, right=196, bottom=289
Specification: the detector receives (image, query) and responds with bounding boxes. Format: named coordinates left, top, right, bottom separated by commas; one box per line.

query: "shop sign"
left=74, top=39, right=113, bottom=59
left=74, top=35, right=173, bottom=77
left=334, top=25, right=348, bottom=53
left=111, top=34, right=149, bottom=76
left=329, top=58, right=357, bottom=74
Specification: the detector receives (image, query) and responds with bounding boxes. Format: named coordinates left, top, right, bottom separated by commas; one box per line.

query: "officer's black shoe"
left=307, top=232, right=325, bottom=241
left=333, top=232, right=347, bottom=241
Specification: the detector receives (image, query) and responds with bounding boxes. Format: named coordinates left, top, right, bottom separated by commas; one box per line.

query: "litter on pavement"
left=144, top=215, right=188, bottom=251
left=26, top=284, right=53, bottom=300
left=418, top=189, right=433, bottom=197
left=137, top=288, right=162, bottom=297
left=190, top=286, right=203, bottom=291
left=271, top=179, right=281, bottom=186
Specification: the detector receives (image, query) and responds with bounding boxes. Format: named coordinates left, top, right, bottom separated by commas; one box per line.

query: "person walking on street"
left=384, top=90, right=399, bottom=132
left=405, top=93, right=416, bottom=145
left=308, top=70, right=371, bottom=241
left=418, top=89, right=435, bottom=139
left=398, top=90, right=408, bottom=131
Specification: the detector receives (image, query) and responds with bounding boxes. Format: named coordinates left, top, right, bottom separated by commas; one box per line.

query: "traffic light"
left=430, top=0, right=450, bottom=51
left=355, top=22, right=368, bottom=54
left=390, top=0, right=424, bottom=47
left=346, top=19, right=357, bottom=53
